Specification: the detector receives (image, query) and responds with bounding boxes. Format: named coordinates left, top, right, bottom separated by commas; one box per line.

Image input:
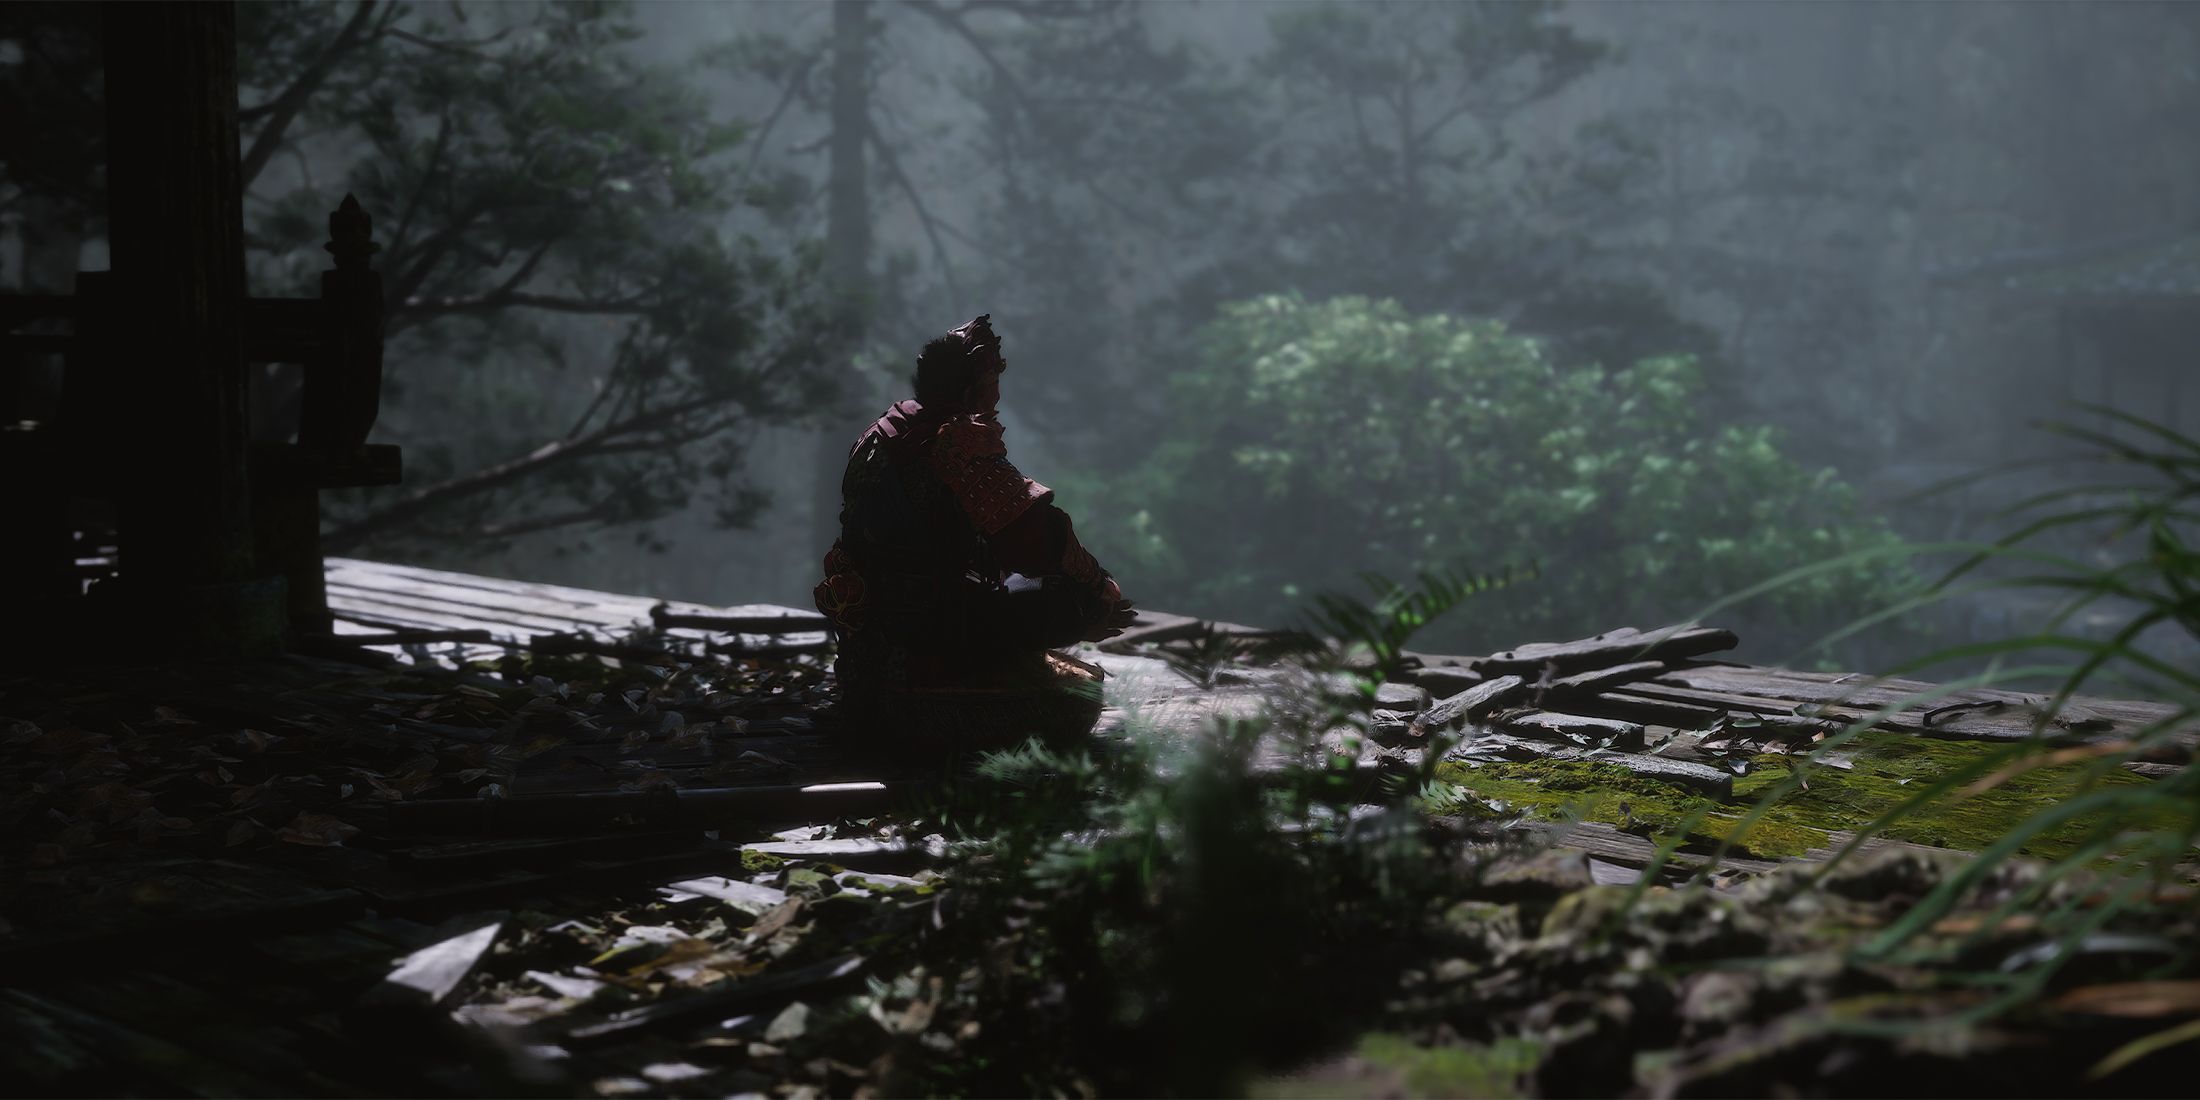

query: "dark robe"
left=814, top=399, right=1118, bottom=747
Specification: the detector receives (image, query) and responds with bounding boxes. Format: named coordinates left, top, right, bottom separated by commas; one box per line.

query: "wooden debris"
left=649, top=603, right=827, bottom=633
left=1540, top=660, right=1668, bottom=698
left=1566, top=691, right=1727, bottom=728
left=1492, top=710, right=1647, bottom=751
left=562, top=953, right=868, bottom=1047
left=1403, top=665, right=1483, bottom=696
left=657, top=876, right=791, bottom=914
left=1473, top=625, right=1738, bottom=676
left=1451, top=732, right=1734, bottom=799
left=738, top=836, right=942, bottom=869
left=1411, top=674, right=1526, bottom=735
left=359, top=916, right=504, bottom=1009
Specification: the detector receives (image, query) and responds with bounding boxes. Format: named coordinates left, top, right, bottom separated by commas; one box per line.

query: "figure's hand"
left=1084, top=597, right=1138, bottom=642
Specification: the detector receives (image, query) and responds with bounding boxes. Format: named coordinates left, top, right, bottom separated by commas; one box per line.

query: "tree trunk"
left=809, top=0, right=875, bottom=578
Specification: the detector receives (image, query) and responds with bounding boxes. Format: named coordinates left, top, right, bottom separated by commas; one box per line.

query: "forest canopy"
left=1071, top=294, right=1916, bottom=654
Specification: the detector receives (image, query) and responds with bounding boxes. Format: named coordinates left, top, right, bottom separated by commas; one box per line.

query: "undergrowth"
left=1679, top=404, right=2200, bottom=1074
left=888, top=569, right=1529, bottom=1095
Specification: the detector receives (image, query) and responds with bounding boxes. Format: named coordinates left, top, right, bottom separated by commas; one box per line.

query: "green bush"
left=1074, top=294, right=1915, bottom=656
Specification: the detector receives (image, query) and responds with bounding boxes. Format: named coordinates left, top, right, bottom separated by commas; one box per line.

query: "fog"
left=6, top=0, right=2198, bottom=666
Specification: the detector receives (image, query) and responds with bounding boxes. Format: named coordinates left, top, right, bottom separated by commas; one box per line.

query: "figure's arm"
left=928, top=416, right=1130, bottom=641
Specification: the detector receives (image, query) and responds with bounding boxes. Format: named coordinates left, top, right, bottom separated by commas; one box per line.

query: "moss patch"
left=1435, top=732, right=2161, bottom=860
left=1732, top=732, right=2162, bottom=855
left=1356, top=1033, right=1542, bottom=1099
left=1256, top=1033, right=1543, bottom=1099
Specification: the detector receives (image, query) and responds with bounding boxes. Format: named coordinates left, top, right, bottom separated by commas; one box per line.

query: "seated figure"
left=814, top=315, right=1133, bottom=749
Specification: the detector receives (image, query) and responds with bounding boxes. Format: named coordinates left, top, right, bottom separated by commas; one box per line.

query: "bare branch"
left=903, top=0, right=1028, bottom=115
left=386, top=24, right=513, bottom=58
left=239, top=0, right=382, bottom=188
left=320, top=381, right=741, bottom=551
left=399, top=289, right=652, bottom=319
left=389, top=113, right=454, bottom=261
left=866, top=119, right=963, bottom=304
left=740, top=47, right=824, bottom=182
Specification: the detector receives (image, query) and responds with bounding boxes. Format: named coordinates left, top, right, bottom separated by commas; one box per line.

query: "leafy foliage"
left=231, top=1, right=835, bottom=555
left=1075, top=294, right=1917, bottom=655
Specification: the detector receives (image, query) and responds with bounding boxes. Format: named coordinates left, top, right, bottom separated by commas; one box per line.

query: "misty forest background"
left=5, top=0, right=2199, bottom=667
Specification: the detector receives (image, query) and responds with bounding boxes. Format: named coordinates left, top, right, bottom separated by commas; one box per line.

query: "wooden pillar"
left=98, top=0, right=284, bottom=653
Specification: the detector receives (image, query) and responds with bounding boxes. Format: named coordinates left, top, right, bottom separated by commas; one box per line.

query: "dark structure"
left=1933, top=228, right=2200, bottom=426
left=814, top=315, right=1131, bottom=747
left=0, top=2, right=396, bottom=656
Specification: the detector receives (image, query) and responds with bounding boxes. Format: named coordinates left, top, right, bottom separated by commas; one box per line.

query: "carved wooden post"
left=300, top=193, right=384, bottom=455
left=255, top=194, right=395, bottom=634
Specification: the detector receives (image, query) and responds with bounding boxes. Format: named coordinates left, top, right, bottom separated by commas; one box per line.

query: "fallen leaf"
left=278, top=812, right=362, bottom=846
left=764, top=1001, right=810, bottom=1043
left=2053, top=981, right=2200, bottom=1018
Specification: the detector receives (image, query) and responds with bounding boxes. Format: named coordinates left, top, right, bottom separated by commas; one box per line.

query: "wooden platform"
left=3, top=558, right=2191, bottom=1095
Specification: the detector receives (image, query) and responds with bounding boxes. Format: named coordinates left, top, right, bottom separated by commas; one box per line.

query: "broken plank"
left=326, top=582, right=612, bottom=639
left=327, top=558, right=662, bottom=620
left=1565, top=691, right=1726, bottom=729
left=1413, top=674, right=1525, bottom=734
left=1609, top=681, right=1805, bottom=717
left=1403, top=665, right=1483, bottom=696
left=1449, top=731, right=1734, bottom=798
left=323, top=566, right=648, bottom=633
left=562, top=953, right=867, bottom=1047
left=1492, top=710, right=1646, bottom=750
left=705, top=634, right=832, bottom=658
left=1472, top=625, right=1738, bottom=676
left=1541, top=660, right=1668, bottom=697
left=650, top=603, right=827, bottom=633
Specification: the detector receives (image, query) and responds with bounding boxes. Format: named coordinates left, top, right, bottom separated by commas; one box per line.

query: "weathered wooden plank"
left=562, top=953, right=867, bottom=1047
left=1412, top=674, right=1526, bottom=734
left=1542, top=660, right=1669, bottom=697
left=1402, top=665, right=1483, bottom=696
left=1493, top=710, right=1647, bottom=750
left=650, top=603, right=828, bottom=633
left=325, top=563, right=651, bottom=631
left=326, top=596, right=543, bottom=641
left=1608, top=682, right=1804, bottom=717
left=1473, top=625, right=1739, bottom=676
left=1565, top=691, right=1726, bottom=729
left=326, top=582, right=614, bottom=639
left=328, top=557, right=663, bottom=619
left=1450, top=731, right=1734, bottom=798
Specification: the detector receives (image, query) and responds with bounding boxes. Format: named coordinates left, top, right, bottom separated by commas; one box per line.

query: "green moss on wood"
left=1434, top=731, right=2160, bottom=860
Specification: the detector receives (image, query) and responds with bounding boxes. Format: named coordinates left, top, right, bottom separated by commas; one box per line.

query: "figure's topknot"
left=915, top=314, right=1003, bottom=405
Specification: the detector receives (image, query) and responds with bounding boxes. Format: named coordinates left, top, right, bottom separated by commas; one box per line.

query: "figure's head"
left=914, top=314, right=1005, bottom=412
